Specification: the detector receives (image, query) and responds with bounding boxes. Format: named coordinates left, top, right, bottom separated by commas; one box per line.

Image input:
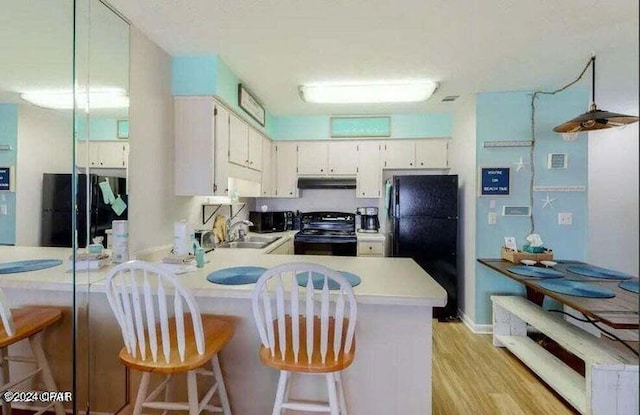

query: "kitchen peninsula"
left=0, top=235, right=447, bottom=414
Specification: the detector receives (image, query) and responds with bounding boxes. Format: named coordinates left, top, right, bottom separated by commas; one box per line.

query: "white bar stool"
left=104, top=260, right=234, bottom=415
left=0, top=288, right=65, bottom=415
left=252, top=263, right=358, bottom=415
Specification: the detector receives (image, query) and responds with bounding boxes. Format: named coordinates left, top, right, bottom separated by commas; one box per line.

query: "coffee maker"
left=356, top=207, right=380, bottom=233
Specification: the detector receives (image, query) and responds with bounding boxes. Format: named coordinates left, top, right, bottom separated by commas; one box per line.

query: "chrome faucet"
left=228, top=220, right=254, bottom=241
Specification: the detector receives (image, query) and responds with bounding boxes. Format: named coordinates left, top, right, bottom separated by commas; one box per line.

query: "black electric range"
left=294, top=212, right=357, bottom=256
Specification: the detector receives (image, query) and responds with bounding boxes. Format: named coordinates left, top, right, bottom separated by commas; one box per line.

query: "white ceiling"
left=108, top=0, right=639, bottom=116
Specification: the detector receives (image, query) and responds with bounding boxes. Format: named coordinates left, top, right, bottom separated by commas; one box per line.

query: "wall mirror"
left=0, top=0, right=129, bottom=412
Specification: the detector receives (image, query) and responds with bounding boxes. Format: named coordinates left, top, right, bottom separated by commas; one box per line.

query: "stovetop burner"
left=299, top=229, right=356, bottom=237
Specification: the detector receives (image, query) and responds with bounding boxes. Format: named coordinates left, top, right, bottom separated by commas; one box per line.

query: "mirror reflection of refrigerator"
left=41, top=173, right=127, bottom=248
left=391, top=175, right=458, bottom=321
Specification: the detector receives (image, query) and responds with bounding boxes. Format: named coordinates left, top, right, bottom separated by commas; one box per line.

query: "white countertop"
left=356, top=232, right=386, bottom=242
left=0, top=232, right=446, bottom=307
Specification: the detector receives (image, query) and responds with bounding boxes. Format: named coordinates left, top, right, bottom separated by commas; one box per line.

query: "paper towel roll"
left=173, top=220, right=194, bottom=256
left=112, top=220, right=129, bottom=263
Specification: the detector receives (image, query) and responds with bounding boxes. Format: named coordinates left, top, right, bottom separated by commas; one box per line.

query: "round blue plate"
left=619, top=280, right=640, bottom=294
left=566, top=265, right=633, bottom=281
left=507, top=266, right=564, bottom=279
left=296, top=271, right=361, bottom=290
left=206, top=266, right=267, bottom=285
left=538, top=280, right=615, bottom=298
left=0, top=259, right=63, bottom=274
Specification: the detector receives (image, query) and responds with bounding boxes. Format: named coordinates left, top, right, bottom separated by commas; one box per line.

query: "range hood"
left=297, top=177, right=356, bottom=189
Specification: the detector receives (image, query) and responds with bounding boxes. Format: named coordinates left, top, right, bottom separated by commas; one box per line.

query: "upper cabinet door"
left=248, top=128, right=263, bottom=171
left=228, top=112, right=249, bottom=167
left=275, top=142, right=298, bottom=198
left=328, top=142, right=358, bottom=175
left=297, top=142, right=328, bottom=175
left=383, top=141, right=415, bottom=169
left=415, top=139, right=448, bottom=168
left=356, top=141, right=382, bottom=198
left=261, top=137, right=273, bottom=197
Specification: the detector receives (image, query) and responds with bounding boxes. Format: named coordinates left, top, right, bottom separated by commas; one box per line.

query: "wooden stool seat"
left=0, top=307, right=62, bottom=348
left=259, top=316, right=355, bottom=374
left=120, top=314, right=234, bottom=374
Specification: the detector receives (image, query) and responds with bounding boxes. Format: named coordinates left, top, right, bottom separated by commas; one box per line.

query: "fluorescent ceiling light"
left=299, top=81, right=438, bottom=104
left=21, top=88, right=129, bottom=110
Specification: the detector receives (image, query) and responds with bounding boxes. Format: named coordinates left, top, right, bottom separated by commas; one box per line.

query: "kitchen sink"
left=217, top=236, right=281, bottom=249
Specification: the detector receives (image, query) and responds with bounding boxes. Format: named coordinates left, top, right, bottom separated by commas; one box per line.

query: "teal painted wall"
left=172, top=55, right=217, bottom=95
left=271, top=112, right=452, bottom=140
left=474, top=88, right=589, bottom=324
left=0, top=104, right=18, bottom=244
left=171, top=55, right=452, bottom=139
left=76, top=117, right=128, bottom=140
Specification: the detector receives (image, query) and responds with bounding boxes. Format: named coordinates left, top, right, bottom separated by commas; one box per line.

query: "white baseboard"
left=458, top=309, right=493, bottom=334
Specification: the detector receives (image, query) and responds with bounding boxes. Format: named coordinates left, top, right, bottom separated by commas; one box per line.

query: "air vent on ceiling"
left=441, top=95, right=459, bottom=102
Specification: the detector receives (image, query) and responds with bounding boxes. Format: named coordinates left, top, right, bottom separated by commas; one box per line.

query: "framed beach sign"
left=479, top=167, right=511, bottom=196
left=238, top=84, right=266, bottom=126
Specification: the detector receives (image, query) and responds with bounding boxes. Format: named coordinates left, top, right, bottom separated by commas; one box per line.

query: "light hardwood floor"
left=433, top=320, right=579, bottom=415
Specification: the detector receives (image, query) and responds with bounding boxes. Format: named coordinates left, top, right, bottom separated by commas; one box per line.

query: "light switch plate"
left=488, top=212, right=497, bottom=225
left=558, top=212, right=573, bottom=225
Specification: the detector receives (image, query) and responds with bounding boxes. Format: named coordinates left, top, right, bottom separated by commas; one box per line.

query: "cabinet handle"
left=320, top=169, right=324, bottom=172
left=369, top=246, right=372, bottom=250
left=409, top=163, right=413, bottom=166
left=421, top=162, right=424, bottom=166
left=289, top=192, right=293, bottom=195
left=330, top=169, right=334, bottom=172
left=362, top=192, right=365, bottom=195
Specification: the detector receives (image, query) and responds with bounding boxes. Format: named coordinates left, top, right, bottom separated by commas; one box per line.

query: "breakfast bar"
left=1, top=242, right=447, bottom=414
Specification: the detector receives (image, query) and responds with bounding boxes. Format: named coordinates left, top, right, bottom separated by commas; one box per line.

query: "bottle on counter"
left=112, top=220, right=129, bottom=263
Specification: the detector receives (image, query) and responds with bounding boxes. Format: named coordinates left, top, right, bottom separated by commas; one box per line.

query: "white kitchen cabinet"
left=383, top=141, right=415, bottom=169
left=275, top=142, right=298, bottom=198
left=415, top=139, right=448, bottom=168
left=248, top=129, right=263, bottom=171
left=261, top=137, right=274, bottom=197
left=174, top=97, right=229, bottom=196
left=357, top=240, right=384, bottom=257
left=328, top=141, right=358, bottom=175
left=356, top=142, right=382, bottom=198
left=228, top=112, right=249, bottom=167
left=268, top=237, right=294, bottom=255
left=77, top=141, right=128, bottom=168
left=297, top=142, right=328, bottom=175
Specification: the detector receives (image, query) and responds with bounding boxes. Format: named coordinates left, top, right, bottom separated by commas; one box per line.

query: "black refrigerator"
left=41, top=173, right=127, bottom=248
left=391, top=175, right=458, bottom=321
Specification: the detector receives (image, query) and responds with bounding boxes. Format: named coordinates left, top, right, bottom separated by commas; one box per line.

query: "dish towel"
left=384, top=179, right=393, bottom=218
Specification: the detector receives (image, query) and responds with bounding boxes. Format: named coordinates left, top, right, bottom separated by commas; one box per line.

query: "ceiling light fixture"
left=20, top=88, right=129, bottom=111
left=553, top=56, right=639, bottom=133
left=298, top=81, right=438, bottom=104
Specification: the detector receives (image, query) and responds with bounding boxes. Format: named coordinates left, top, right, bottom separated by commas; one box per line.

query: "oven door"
left=294, top=239, right=357, bottom=256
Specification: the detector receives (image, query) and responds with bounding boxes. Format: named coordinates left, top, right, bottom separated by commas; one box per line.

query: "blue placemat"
left=619, top=280, right=640, bottom=294
left=507, top=266, right=564, bottom=279
left=0, top=259, right=63, bottom=274
left=296, top=271, right=361, bottom=290
left=538, top=280, right=615, bottom=298
left=566, top=265, right=633, bottom=280
left=206, top=266, right=267, bottom=285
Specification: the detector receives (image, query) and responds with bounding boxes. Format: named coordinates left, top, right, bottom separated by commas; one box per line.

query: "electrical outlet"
left=558, top=212, right=573, bottom=225
left=488, top=212, right=497, bottom=225
left=0, top=204, right=7, bottom=215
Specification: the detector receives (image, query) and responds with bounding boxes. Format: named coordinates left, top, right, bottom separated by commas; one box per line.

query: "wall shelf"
left=202, top=203, right=246, bottom=225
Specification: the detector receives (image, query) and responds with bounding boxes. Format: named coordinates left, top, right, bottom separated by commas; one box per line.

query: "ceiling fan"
left=553, top=55, right=639, bottom=133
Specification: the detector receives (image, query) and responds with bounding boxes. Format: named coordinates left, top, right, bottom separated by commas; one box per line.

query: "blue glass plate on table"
left=206, top=266, right=267, bottom=285
left=566, top=265, right=633, bottom=280
left=619, top=280, right=640, bottom=294
left=538, top=280, right=615, bottom=298
left=0, top=259, right=63, bottom=274
left=296, top=271, right=361, bottom=290
left=506, top=266, right=564, bottom=279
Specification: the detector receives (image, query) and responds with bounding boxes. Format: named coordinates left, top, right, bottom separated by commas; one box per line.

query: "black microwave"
left=249, top=211, right=294, bottom=233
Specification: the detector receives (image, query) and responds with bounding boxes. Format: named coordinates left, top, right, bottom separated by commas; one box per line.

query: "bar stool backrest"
left=252, top=262, right=358, bottom=364
left=105, top=260, right=204, bottom=363
left=0, top=288, right=14, bottom=336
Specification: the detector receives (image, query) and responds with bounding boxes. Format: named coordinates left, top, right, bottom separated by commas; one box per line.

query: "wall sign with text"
left=479, top=167, right=510, bottom=196
left=238, top=84, right=266, bottom=126
left=0, top=166, right=15, bottom=191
